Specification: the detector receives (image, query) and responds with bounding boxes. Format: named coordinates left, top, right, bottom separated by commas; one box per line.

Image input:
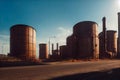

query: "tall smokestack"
left=118, top=12, right=120, bottom=57
left=52, top=43, right=54, bottom=54
left=102, top=17, right=107, bottom=53
left=56, top=43, right=59, bottom=54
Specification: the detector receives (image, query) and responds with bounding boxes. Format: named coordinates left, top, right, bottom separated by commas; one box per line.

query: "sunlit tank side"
left=10, top=24, right=36, bottom=60
left=107, top=30, right=117, bottom=57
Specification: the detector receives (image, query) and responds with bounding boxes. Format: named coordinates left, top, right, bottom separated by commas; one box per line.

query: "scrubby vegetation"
left=0, top=54, right=41, bottom=67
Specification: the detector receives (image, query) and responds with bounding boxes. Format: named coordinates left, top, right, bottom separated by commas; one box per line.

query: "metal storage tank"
left=73, top=21, right=99, bottom=59
left=39, top=44, right=48, bottom=59
left=66, top=35, right=78, bottom=59
left=60, top=45, right=67, bottom=59
left=107, top=30, right=117, bottom=57
left=99, top=32, right=104, bottom=58
left=99, top=30, right=117, bottom=58
left=10, top=24, right=36, bottom=60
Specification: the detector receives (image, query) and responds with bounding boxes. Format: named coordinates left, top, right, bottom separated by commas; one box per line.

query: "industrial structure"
left=102, top=17, right=107, bottom=55
left=7, top=12, right=120, bottom=61
left=50, top=43, right=60, bottom=59
left=99, top=17, right=117, bottom=58
left=51, top=43, right=59, bottom=55
left=107, top=30, right=117, bottom=57
left=10, top=24, right=36, bottom=60
left=118, top=12, right=120, bottom=58
left=60, top=45, right=68, bottom=59
left=39, top=43, right=48, bottom=59
left=99, top=30, right=117, bottom=58
left=99, top=17, right=108, bottom=58
left=66, top=21, right=99, bottom=59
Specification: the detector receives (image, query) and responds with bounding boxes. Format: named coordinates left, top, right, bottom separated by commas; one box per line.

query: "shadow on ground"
left=51, top=68, right=120, bottom=80
left=0, top=61, right=48, bottom=67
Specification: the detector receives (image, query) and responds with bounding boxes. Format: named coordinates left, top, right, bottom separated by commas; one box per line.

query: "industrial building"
left=50, top=43, right=60, bottom=59
left=99, top=17, right=117, bottom=58
left=99, top=30, right=117, bottom=58
left=39, top=43, right=48, bottom=59
left=66, top=21, right=99, bottom=59
left=10, top=24, right=36, bottom=60
left=8, top=13, right=120, bottom=61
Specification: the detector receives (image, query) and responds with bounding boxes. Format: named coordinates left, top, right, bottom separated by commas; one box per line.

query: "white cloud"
left=55, top=27, right=72, bottom=46
left=0, top=34, right=9, bottom=40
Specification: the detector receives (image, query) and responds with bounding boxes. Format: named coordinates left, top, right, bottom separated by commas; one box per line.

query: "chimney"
left=118, top=12, right=120, bottom=57
left=102, top=17, right=107, bottom=53
left=56, top=43, right=59, bottom=54
left=52, top=43, right=54, bottom=54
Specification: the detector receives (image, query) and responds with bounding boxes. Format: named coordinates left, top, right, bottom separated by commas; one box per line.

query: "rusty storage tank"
left=99, top=32, right=104, bottom=58
left=10, top=24, right=36, bottom=60
left=107, top=30, right=117, bottom=57
left=60, top=45, right=67, bottom=59
left=66, top=35, right=78, bottom=59
left=39, top=43, right=48, bottom=59
left=73, top=21, right=99, bottom=59
left=99, top=30, right=117, bottom=58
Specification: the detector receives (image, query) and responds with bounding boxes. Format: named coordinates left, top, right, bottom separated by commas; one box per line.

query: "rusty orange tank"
left=10, top=24, right=36, bottom=60
left=67, top=21, right=99, bottom=59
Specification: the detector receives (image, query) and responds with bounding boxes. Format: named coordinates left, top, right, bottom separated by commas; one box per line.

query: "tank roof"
left=74, top=21, right=98, bottom=27
left=107, top=30, right=117, bottom=33
left=99, top=30, right=117, bottom=34
left=10, top=24, right=36, bottom=31
left=39, top=43, right=47, bottom=45
left=60, top=45, right=66, bottom=47
left=99, top=30, right=117, bottom=37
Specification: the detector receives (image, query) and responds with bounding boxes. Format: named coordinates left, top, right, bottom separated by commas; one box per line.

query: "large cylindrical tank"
left=107, top=30, right=117, bottom=56
left=39, top=43, right=48, bottom=59
left=10, top=24, right=36, bottom=60
left=66, top=35, right=78, bottom=58
left=73, top=21, right=99, bottom=59
left=99, top=32, right=104, bottom=57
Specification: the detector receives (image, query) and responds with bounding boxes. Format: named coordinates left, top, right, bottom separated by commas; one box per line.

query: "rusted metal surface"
left=10, top=24, right=36, bottom=60
left=99, top=30, right=117, bottom=58
left=66, top=35, right=77, bottom=58
left=67, top=21, right=99, bottom=59
left=107, top=30, right=117, bottom=57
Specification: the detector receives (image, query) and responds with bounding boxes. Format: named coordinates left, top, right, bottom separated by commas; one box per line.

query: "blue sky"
left=0, top=0, right=120, bottom=56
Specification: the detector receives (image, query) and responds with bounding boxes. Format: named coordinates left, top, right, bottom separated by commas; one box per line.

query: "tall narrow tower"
left=102, top=17, right=107, bottom=53
left=118, top=12, right=120, bottom=57
left=52, top=43, right=54, bottom=54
